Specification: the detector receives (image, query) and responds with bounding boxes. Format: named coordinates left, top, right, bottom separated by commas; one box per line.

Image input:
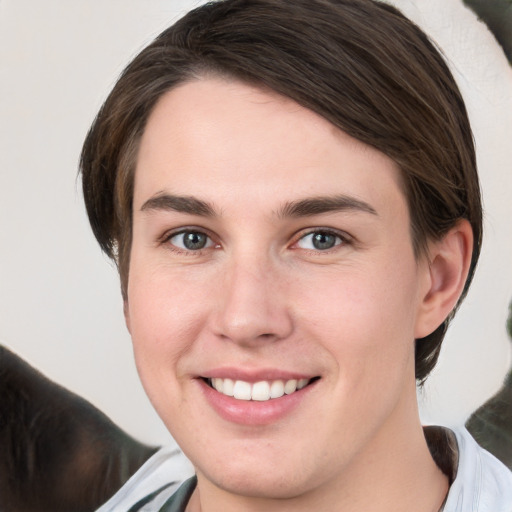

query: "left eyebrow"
left=276, top=195, right=378, bottom=218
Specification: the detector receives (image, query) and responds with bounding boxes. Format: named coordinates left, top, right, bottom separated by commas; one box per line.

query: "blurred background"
left=1, top=0, right=511, bottom=446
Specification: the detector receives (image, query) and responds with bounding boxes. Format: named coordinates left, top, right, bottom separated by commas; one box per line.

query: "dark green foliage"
left=466, top=378, right=512, bottom=469
left=466, top=299, right=512, bottom=470
left=463, top=0, right=512, bottom=63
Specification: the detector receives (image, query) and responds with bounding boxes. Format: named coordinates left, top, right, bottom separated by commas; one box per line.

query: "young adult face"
left=125, top=78, right=465, bottom=507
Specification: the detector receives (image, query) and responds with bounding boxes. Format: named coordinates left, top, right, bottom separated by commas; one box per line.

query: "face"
left=126, top=78, right=433, bottom=502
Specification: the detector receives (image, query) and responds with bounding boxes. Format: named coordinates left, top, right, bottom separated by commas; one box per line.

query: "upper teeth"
left=209, top=378, right=310, bottom=401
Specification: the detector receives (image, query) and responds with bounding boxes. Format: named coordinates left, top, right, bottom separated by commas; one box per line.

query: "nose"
left=211, top=256, right=294, bottom=346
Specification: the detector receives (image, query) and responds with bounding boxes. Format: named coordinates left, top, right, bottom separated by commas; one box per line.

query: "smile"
left=206, top=377, right=313, bottom=401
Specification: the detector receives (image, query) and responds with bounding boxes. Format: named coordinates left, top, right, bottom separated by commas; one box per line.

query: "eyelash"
left=160, top=228, right=218, bottom=256
left=160, top=227, right=352, bottom=255
left=291, top=228, right=351, bottom=254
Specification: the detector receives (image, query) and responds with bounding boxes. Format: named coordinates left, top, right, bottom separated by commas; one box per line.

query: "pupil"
left=184, top=232, right=207, bottom=250
left=312, top=232, right=336, bottom=250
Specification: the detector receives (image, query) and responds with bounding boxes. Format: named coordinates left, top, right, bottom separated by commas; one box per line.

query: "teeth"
left=270, top=380, right=284, bottom=399
left=233, top=380, right=252, bottom=400
left=222, top=378, right=234, bottom=396
left=284, top=379, right=297, bottom=394
left=211, top=378, right=223, bottom=393
left=251, top=381, right=270, bottom=401
left=209, top=377, right=311, bottom=401
left=297, top=378, right=309, bottom=390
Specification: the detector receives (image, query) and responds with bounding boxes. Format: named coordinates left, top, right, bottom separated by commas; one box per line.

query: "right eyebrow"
left=140, top=193, right=218, bottom=217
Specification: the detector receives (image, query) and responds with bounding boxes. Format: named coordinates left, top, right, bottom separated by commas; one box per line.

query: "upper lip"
left=199, top=367, right=317, bottom=382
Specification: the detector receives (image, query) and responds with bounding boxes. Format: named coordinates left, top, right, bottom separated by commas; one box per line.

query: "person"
left=80, top=0, right=512, bottom=510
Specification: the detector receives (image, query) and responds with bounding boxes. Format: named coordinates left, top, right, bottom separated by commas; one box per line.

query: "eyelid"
left=290, top=227, right=353, bottom=251
left=159, top=226, right=219, bottom=252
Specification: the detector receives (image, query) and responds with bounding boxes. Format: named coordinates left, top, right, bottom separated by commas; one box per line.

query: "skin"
left=125, top=78, right=473, bottom=512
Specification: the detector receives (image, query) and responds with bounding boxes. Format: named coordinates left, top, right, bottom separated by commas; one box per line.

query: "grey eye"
left=297, top=231, right=342, bottom=251
left=170, top=231, right=214, bottom=251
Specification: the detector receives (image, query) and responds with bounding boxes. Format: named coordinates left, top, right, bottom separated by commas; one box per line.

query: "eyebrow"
left=140, top=192, right=377, bottom=219
left=277, top=195, right=378, bottom=218
left=140, top=193, right=218, bottom=217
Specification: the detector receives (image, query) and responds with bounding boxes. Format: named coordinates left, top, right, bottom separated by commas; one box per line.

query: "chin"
left=206, top=468, right=307, bottom=500
left=195, top=449, right=327, bottom=501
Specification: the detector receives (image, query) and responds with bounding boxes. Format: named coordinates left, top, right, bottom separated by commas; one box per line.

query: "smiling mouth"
left=204, top=377, right=319, bottom=402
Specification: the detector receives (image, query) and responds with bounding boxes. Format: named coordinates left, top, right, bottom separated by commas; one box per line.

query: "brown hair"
left=80, top=0, right=482, bottom=382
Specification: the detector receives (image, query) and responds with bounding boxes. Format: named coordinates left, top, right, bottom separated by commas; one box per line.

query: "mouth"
left=203, top=376, right=320, bottom=402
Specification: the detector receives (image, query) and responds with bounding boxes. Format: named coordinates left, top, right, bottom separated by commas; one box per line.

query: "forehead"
left=134, top=77, right=406, bottom=219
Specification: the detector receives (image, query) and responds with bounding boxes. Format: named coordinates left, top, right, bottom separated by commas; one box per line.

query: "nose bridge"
left=213, top=250, right=292, bottom=344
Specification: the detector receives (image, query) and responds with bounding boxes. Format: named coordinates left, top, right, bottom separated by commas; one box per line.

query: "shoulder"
left=94, top=445, right=194, bottom=512
left=444, top=427, right=512, bottom=512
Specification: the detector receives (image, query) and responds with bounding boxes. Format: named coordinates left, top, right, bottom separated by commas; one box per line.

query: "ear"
left=123, top=300, right=132, bottom=335
left=414, top=219, right=473, bottom=339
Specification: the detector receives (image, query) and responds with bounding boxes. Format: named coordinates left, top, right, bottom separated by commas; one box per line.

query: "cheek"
left=125, top=265, right=214, bottom=428
left=126, top=262, right=211, bottom=376
left=297, top=258, right=420, bottom=382
left=302, top=261, right=418, bottom=336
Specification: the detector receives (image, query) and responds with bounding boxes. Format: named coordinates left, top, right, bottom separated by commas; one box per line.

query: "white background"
left=1, top=0, right=511, bottom=446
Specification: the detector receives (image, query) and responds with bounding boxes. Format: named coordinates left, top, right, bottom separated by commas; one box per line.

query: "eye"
left=296, top=230, right=344, bottom=251
left=168, top=230, right=215, bottom=251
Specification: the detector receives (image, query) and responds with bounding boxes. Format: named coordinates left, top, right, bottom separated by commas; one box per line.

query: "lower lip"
left=198, top=379, right=317, bottom=426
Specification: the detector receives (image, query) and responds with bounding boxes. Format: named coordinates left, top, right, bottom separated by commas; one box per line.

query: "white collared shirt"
left=443, top=428, right=512, bottom=511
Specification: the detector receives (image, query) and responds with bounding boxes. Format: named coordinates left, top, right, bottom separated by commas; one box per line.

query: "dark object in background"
left=0, top=346, right=158, bottom=512
left=461, top=0, right=512, bottom=470
left=466, top=300, right=512, bottom=470
left=463, top=0, right=512, bottom=63
left=466, top=372, right=512, bottom=469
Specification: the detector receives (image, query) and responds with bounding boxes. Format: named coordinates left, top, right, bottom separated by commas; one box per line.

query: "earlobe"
left=414, top=219, right=473, bottom=339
